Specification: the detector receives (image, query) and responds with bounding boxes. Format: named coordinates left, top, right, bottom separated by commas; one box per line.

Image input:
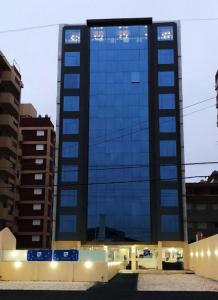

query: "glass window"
left=32, top=220, right=41, bottom=226
left=161, top=189, right=178, bottom=206
left=35, top=159, right=43, bottom=165
left=63, top=119, right=79, bottom=134
left=158, top=49, right=174, bottom=64
left=59, top=215, right=77, bottom=232
left=33, top=204, right=41, bottom=210
left=131, top=72, right=140, bottom=83
left=62, top=142, right=79, bottom=158
left=32, top=235, right=40, bottom=242
left=157, top=26, right=174, bottom=41
left=159, top=94, right=175, bottom=109
left=34, top=174, right=43, bottom=180
left=61, top=164, right=78, bottom=182
left=158, top=71, right=175, bottom=87
left=161, top=215, right=179, bottom=232
left=64, top=74, right=80, bottom=89
left=64, top=52, right=80, bottom=67
left=160, top=140, right=176, bottom=157
left=36, top=144, right=44, bottom=151
left=34, top=188, right=42, bottom=195
left=36, top=130, right=45, bottom=136
left=65, top=29, right=80, bottom=44
left=160, top=165, right=177, bottom=181
left=63, top=96, right=79, bottom=112
left=159, top=117, right=176, bottom=132
left=60, top=190, right=77, bottom=207
left=196, top=204, right=206, bottom=210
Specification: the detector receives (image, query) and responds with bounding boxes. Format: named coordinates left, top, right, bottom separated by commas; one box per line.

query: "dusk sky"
left=1, top=0, right=218, bottom=180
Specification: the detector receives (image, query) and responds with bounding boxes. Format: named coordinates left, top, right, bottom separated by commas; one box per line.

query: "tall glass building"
left=54, top=18, right=186, bottom=243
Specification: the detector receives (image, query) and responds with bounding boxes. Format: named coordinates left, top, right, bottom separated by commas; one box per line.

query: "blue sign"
left=27, top=250, right=52, bottom=261
left=53, top=249, right=79, bottom=261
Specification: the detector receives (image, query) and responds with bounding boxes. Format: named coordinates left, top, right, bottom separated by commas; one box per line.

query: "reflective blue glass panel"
left=88, top=25, right=150, bottom=242
left=160, top=165, right=177, bottom=181
left=159, top=117, right=176, bottom=132
left=157, top=26, right=174, bottom=41
left=60, top=190, right=77, bottom=207
left=158, top=49, right=174, bottom=64
left=62, top=142, right=79, bottom=158
left=61, top=164, right=78, bottom=182
left=63, top=119, right=79, bottom=134
left=64, top=52, right=80, bottom=66
left=65, top=30, right=80, bottom=44
left=158, top=71, right=174, bottom=87
left=64, top=74, right=80, bottom=89
left=63, top=96, right=79, bottom=112
left=161, top=215, right=179, bottom=232
left=160, top=140, right=176, bottom=156
left=161, top=189, right=178, bottom=206
left=159, top=94, right=175, bottom=109
left=131, top=72, right=140, bottom=83
left=59, top=215, right=77, bottom=232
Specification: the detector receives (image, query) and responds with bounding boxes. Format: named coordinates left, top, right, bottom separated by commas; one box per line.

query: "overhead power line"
left=90, top=102, right=216, bottom=147
left=0, top=24, right=59, bottom=34
left=1, top=17, right=218, bottom=34
left=0, top=175, right=210, bottom=190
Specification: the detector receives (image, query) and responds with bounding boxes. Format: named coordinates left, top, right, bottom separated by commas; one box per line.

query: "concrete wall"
left=0, top=261, right=122, bottom=282
left=0, top=228, right=16, bottom=250
left=189, top=234, right=218, bottom=280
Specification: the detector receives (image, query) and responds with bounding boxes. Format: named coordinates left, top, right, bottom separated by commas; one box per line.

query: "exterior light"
left=132, top=246, right=136, bottom=254
left=200, top=251, right=204, bottom=257
left=84, top=261, right=93, bottom=269
left=207, top=250, right=211, bottom=257
left=14, top=261, right=22, bottom=268
left=50, top=261, right=58, bottom=269
left=11, top=251, right=18, bottom=258
left=214, top=249, right=218, bottom=256
left=190, top=252, right=194, bottom=257
left=195, top=252, right=199, bottom=257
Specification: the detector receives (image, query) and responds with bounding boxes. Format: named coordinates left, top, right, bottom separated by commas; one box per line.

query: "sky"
left=0, top=0, right=218, bottom=181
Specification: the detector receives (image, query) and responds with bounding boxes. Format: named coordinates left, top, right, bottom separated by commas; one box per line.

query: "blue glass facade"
left=88, top=25, right=150, bottom=241
left=56, top=20, right=185, bottom=243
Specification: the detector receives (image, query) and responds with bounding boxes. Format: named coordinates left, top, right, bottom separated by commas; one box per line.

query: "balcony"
left=0, top=136, right=17, bottom=157
left=0, top=70, right=22, bottom=95
left=0, top=208, right=14, bottom=222
left=0, top=92, right=19, bottom=117
left=0, top=158, right=15, bottom=177
left=0, top=114, right=19, bottom=136
left=0, top=184, right=14, bottom=200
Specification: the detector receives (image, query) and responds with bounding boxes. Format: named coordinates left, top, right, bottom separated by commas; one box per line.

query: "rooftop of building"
left=20, top=103, right=54, bottom=128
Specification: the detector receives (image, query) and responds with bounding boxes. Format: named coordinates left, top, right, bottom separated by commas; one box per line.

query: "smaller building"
left=16, top=104, right=55, bottom=249
left=186, top=171, right=218, bottom=243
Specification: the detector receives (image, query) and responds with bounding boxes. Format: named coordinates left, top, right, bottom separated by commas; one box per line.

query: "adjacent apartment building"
left=17, top=104, right=55, bottom=249
left=186, top=171, right=218, bottom=243
left=0, top=51, right=23, bottom=233
left=54, top=18, right=186, bottom=243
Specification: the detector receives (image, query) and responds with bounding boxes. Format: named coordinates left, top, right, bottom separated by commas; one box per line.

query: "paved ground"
left=0, top=281, right=93, bottom=291
left=138, top=274, right=218, bottom=291
left=0, top=274, right=218, bottom=300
